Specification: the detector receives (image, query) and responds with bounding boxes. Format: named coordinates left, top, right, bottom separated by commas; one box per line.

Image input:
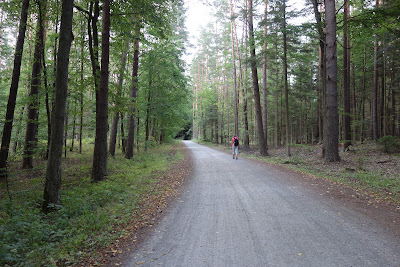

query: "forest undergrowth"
left=0, top=140, right=187, bottom=266
left=197, top=140, right=400, bottom=206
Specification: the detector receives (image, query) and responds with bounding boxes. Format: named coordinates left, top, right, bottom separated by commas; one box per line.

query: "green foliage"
left=0, top=142, right=183, bottom=266
left=351, top=170, right=400, bottom=195
left=377, top=136, right=400, bottom=153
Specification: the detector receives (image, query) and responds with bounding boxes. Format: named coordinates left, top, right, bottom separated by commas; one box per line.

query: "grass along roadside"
left=195, top=140, right=400, bottom=205
left=0, top=140, right=186, bottom=266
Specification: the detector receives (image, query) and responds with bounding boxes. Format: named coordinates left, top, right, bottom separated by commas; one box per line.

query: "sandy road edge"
left=78, top=142, right=194, bottom=266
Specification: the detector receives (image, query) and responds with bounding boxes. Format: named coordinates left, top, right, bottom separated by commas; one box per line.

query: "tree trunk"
left=282, top=0, right=290, bottom=157
left=121, top=113, right=126, bottom=153
left=92, top=0, right=110, bottom=182
left=70, top=103, right=76, bottom=151
left=22, top=0, right=47, bottom=168
left=262, top=0, right=268, bottom=147
left=44, top=47, right=51, bottom=160
left=145, top=76, right=152, bottom=150
left=274, top=30, right=280, bottom=147
left=352, top=52, right=357, bottom=143
left=229, top=0, right=239, bottom=136
left=371, top=0, right=380, bottom=140
left=109, top=42, right=129, bottom=156
left=343, top=0, right=351, bottom=150
left=324, top=0, right=340, bottom=162
left=88, top=0, right=100, bottom=94
left=79, top=21, right=84, bottom=154
left=391, top=62, right=396, bottom=136
left=318, top=46, right=323, bottom=143
left=64, top=100, right=68, bottom=158
left=312, top=0, right=326, bottom=147
left=125, top=29, right=140, bottom=159
left=236, top=2, right=249, bottom=147
left=42, top=0, right=74, bottom=212
left=247, top=0, right=268, bottom=156
left=0, top=0, right=30, bottom=179
left=380, top=44, right=385, bottom=137
left=47, top=1, right=59, bottom=158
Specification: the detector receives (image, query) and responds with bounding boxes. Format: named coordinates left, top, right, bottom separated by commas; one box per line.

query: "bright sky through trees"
left=183, top=0, right=311, bottom=67
left=184, top=0, right=212, bottom=66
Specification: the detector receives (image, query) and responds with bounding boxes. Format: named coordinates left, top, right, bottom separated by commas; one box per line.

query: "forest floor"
left=200, top=140, right=400, bottom=207
left=0, top=142, right=193, bottom=266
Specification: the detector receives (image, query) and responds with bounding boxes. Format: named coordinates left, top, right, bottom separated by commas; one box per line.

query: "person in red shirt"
left=232, top=134, right=239, bottom=160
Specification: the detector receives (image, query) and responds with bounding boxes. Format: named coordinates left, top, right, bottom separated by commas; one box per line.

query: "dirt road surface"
left=122, top=141, right=399, bottom=266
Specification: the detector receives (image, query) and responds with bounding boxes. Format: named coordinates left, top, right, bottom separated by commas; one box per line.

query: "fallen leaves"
left=83, top=143, right=193, bottom=266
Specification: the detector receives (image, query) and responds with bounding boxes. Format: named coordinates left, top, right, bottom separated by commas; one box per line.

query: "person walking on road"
left=232, top=134, right=239, bottom=160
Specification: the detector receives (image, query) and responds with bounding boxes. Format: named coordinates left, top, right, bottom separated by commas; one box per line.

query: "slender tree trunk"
left=371, top=0, right=380, bottom=140
left=343, top=0, right=351, bottom=150
left=125, top=28, right=140, bottom=159
left=109, top=42, right=129, bottom=156
left=318, top=46, right=323, bottom=143
left=79, top=21, right=84, bottom=154
left=282, top=0, right=290, bottom=157
left=0, top=0, right=30, bottom=179
left=262, top=0, right=268, bottom=147
left=41, top=15, right=51, bottom=160
left=136, top=112, right=140, bottom=150
left=247, top=0, right=267, bottom=156
left=237, top=2, right=249, bottom=147
left=145, top=76, right=152, bottom=151
left=64, top=100, right=68, bottom=158
left=44, top=57, right=51, bottom=159
left=325, top=0, right=340, bottom=162
left=42, top=0, right=74, bottom=211
left=88, top=0, right=100, bottom=94
left=47, top=1, right=59, bottom=157
left=121, top=113, right=126, bottom=153
left=214, top=43, right=219, bottom=145
left=22, top=0, right=47, bottom=168
left=360, top=44, right=367, bottom=141
left=229, top=0, right=239, bottom=136
left=274, top=30, right=279, bottom=147
left=312, top=0, right=326, bottom=148
left=70, top=103, right=76, bottom=151
left=92, top=0, right=110, bottom=182
left=391, top=62, right=396, bottom=136
left=352, top=53, right=357, bottom=143
left=380, top=45, right=385, bottom=137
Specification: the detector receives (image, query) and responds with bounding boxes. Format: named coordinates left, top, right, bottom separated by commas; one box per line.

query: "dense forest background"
left=0, top=0, right=191, bottom=198
left=0, top=0, right=399, bottom=265
left=190, top=0, right=400, bottom=158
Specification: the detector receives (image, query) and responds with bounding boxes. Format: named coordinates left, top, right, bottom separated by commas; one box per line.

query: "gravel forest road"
left=122, top=141, right=400, bottom=266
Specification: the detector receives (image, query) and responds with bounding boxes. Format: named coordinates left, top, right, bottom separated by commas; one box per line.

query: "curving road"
left=123, top=141, right=400, bottom=266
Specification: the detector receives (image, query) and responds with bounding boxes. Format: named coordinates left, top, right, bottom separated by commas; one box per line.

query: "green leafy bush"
left=377, top=135, right=400, bottom=153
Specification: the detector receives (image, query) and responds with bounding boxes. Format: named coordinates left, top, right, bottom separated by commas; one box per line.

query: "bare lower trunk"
left=109, top=43, right=129, bottom=156
left=248, top=0, right=267, bottom=156
left=91, top=0, right=110, bottom=182
left=229, top=0, right=239, bottom=136
left=125, top=31, right=140, bottom=159
left=0, top=0, right=30, bottom=179
left=282, top=0, right=290, bottom=157
left=43, top=0, right=74, bottom=211
left=343, top=0, right=351, bottom=150
left=23, top=0, right=47, bottom=168
left=324, top=0, right=340, bottom=162
left=262, top=0, right=268, bottom=147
